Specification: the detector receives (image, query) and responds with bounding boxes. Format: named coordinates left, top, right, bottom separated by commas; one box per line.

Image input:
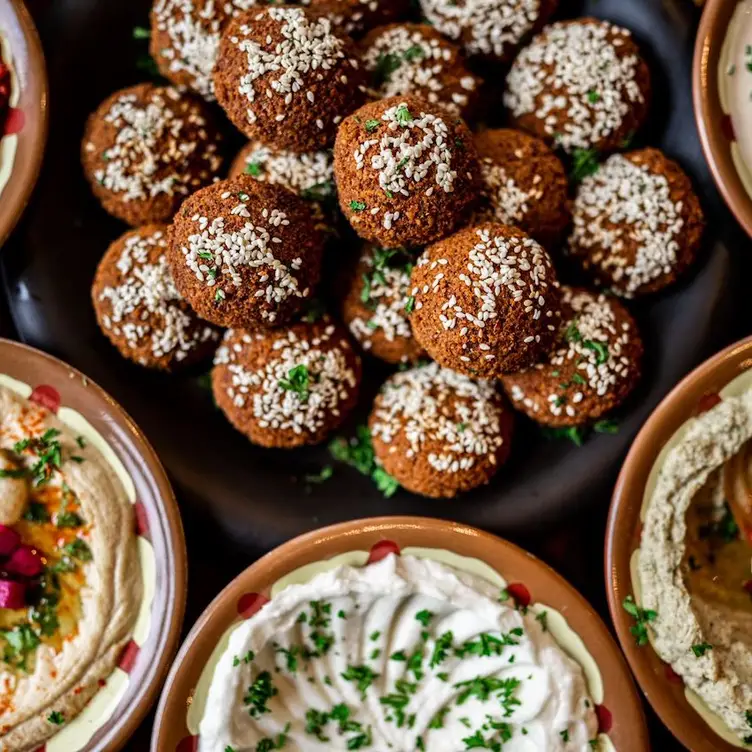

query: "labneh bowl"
left=153, top=516, right=648, bottom=752
left=606, top=336, right=752, bottom=752
left=694, top=0, right=752, bottom=237
left=0, top=339, right=186, bottom=751
left=0, top=0, right=48, bottom=247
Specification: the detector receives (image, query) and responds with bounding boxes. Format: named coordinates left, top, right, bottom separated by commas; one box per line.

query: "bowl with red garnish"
left=607, top=335, right=752, bottom=751
left=0, top=0, right=48, bottom=248
left=153, top=516, right=646, bottom=752
left=0, top=338, right=186, bottom=751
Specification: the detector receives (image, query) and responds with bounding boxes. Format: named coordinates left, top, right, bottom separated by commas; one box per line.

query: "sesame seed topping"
left=480, top=158, right=542, bottom=226
left=504, top=20, right=644, bottom=152
left=241, top=142, right=334, bottom=196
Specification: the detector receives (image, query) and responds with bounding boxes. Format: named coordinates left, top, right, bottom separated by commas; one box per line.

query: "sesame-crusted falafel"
left=212, top=319, right=362, bottom=447
left=167, top=175, right=325, bottom=329
left=92, top=225, right=220, bottom=371
left=409, top=222, right=562, bottom=378
left=334, top=95, right=481, bottom=247
left=501, top=287, right=643, bottom=426
left=567, top=148, right=705, bottom=297
left=81, top=84, right=224, bottom=226
left=418, top=0, right=558, bottom=62
left=474, top=128, right=570, bottom=250
left=149, top=0, right=269, bottom=100
left=504, top=18, right=651, bottom=154
left=369, top=361, right=513, bottom=498
left=302, top=0, right=410, bottom=38
left=360, top=23, right=481, bottom=120
left=213, top=6, right=365, bottom=152
left=342, top=244, right=425, bottom=364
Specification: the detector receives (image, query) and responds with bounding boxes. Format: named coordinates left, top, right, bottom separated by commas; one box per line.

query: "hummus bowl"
left=607, top=336, right=752, bottom=751
left=153, top=517, right=647, bottom=752
left=0, top=339, right=186, bottom=751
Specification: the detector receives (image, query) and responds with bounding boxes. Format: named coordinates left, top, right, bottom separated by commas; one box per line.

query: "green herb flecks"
left=278, top=364, right=313, bottom=401
left=622, top=595, right=657, bottom=646
left=243, top=671, right=278, bottom=718
left=692, top=642, right=713, bottom=658
left=350, top=200, right=367, bottom=212
left=47, top=710, right=65, bottom=725
left=569, top=148, right=600, bottom=183
left=329, top=425, right=400, bottom=497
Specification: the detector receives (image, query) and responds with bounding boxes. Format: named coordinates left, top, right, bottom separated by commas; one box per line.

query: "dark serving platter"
left=2, top=0, right=749, bottom=549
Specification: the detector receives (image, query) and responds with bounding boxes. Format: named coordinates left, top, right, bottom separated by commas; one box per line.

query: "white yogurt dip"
left=199, top=554, right=599, bottom=751
left=720, top=0, right=752, bottom=198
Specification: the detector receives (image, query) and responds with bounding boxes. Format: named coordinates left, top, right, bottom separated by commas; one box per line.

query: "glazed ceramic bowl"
left=0, top=0, right=48, bottom=247
left=606, top=336, right=752, bottom=752
left=0, top=338, right=187, bottom=751
left=153, top=516, right=648, bottom=752
left=694, top=0, right=752, bottom=237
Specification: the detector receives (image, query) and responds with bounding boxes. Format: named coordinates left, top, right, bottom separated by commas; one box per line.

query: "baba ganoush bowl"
left=0, top=339, right=186, bottom=751
left=607, top=336, right=752, bottom=751
left=153, top=516, right=647, bottom=752
left=0, top=0, right=48, bottom=248
left=694, top=0, right=752, bottom=238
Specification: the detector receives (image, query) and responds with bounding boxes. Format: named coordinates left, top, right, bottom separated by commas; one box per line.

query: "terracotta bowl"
left=0, top=338, right=187, bottom=751
left=153, top=516, right=648, bottom=752
left=0, top=0, right=48, bottom=247
left=606, top=336, right=752, bottom=752
left=694, top=0, right=752, bottom=237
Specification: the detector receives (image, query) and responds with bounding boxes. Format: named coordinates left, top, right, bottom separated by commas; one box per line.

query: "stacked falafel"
left=85, top=5, right=705, bottom=499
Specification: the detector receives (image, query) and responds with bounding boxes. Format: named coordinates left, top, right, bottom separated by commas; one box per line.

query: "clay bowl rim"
left=0, top=0, right=49, bottom=248
left=606, top=335, right=752, bottom=752
left=0, top=337, right=188, bottom=752
left=152, top=515, right=649, bottom=752
left=693, top=0, right=752, bottom=238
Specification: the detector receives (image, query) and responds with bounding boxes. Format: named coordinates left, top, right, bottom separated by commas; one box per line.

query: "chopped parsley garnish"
left=300, top=181, right=335, bottom=202
left=256, top=721, right=290, bottom=751
left=47, top=710, right=65, bottom=725
left=583, top=339, right=609, bottom=364
left=76, top=436, right=87, bottom=449
left=587, top=90, right=600, bottom=103
left=404, top=296, right=416, bottom=314
left=454, top=676, right=521, bottom=717
left=541, top=425, right=587, bottom=446
left=12, top=428, right=66, bottom=487
left=278, top=364, right=312, bottom=401
left=304, top=465, right=333, bottom=485
left=430, top=631, right=454, bottom=668
left=373, top=52, right=402, bottom=85
left=691, top=642, right=713, bottom=657
left=2, top=623, right=41, bottom=671
left=23, top=502, right=50, bottom=523
left=535, top=610, right=548, bottom=632
left=364, top=118, right=381, bottom=133
left=622, top=595, right=657, bottom=646
left=62, top=538, right=92, bottom=562
left=214, top=288, right=226, bottom=303
left=415, top=610, right=434, bottom=627
left=349, top=200, right=367, bottom=212
left=395, top=104, right=413, bottom=125
left=403, top=44, right=424, bottom=61
left=243, top=671, right=278, bottom=717
left=593, top=419, right=619, bottom=435
left=132, top=26, right=150, bottom=40
left=341, top=664, right=379, bottom=698
left=560, top=729, right=570, bottom=742
left=244, top=161, right=263, bottom=177
left=360, top=246, right=414, bottom=307
left=569, top=148, right=600, bottom=183
left=329, top=425, right=399, bottom=497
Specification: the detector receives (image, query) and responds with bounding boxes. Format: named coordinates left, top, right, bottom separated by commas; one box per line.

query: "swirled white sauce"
left=199, top=554, right=598, bottom=751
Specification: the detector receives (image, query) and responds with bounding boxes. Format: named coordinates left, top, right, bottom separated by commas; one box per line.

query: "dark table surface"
left=6, top=1, right=752, bottom=750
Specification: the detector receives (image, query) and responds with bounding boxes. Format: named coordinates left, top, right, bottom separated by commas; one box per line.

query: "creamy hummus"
left=638, top=386, right=752, bottom=745
left=200, top=554, right=599, bottom=751
left=0, top=385, right=141, bottom=751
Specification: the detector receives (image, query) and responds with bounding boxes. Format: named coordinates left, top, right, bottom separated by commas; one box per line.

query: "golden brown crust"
left=304, top=0, right=410, bottom=38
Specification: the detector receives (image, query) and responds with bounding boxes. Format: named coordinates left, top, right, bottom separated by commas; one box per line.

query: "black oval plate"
left=2, top=0, right=748, bottom=549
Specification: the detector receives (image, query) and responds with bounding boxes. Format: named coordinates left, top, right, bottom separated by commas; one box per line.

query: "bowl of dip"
left=695, top=0, right=752, bottom=237
left=607, top=336, right=752, bottom=751
left=153, top=516, right=648, bottom=752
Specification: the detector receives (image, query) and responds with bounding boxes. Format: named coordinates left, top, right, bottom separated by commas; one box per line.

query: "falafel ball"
left=501, top=287, right=643, bottom=426
left=504, top=18, right=651, bottom=154
left=302, top=0, right=410, bottom=38
left=369, top=361, right=513, bottom=498
left=92, top=225, right=220, bottom=370
left=474, top=128, right=570, bottom=250
left=417, top=0, right=558, bottom=62
left=212, top=319, right=362, bottom=447
left=334, top=96, right=481, bottom=247
left=567, top=148, right=705, bottom=297
left=81, top=84, right=224, bottom=226
left=167, top=175, right=325, bottom=329
left=213, top=6, right=365, bottom=152
left=149, top=0, right=270, bottom=100
left=360, top=24, right=481, bottom=120
left=342, top=244, right=426, bottom=364
left=409, top=222, right=562, bottom=378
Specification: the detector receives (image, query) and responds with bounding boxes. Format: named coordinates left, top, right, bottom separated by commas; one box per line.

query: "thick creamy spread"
left=199, top=554, right=599, bottom=751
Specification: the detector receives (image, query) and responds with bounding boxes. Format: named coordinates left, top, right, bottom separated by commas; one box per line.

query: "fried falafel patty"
left=92, top=225, right=220, bottom=370
left=150, top=0, right=267, bottom=100
left=302, top=0, right=410, bottom=38
left=369, top=361, right=513, bottom=498
left=474, top=128, right=570, bottom=249
left=342, top=244, right=426, bottom=364
left=417, top=0, right=558, bottom=62
left=212, top=320, right=362, bottom=447
left=213, top=6, right=365, bottom=151
left=567, top=148, right=705, bottom=297
left=501, top=287, right=643, bottom=427
left=504, top=18, right=651, bottom=154
left=334, top=95, right=481, bottom=247
left=409, top=222, right=561, bottom=378
left=360, top=23, right=481, bottom=120
left=168, top=175, right=325, bottom=329
left=81, top=84, right=224, bottom=226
